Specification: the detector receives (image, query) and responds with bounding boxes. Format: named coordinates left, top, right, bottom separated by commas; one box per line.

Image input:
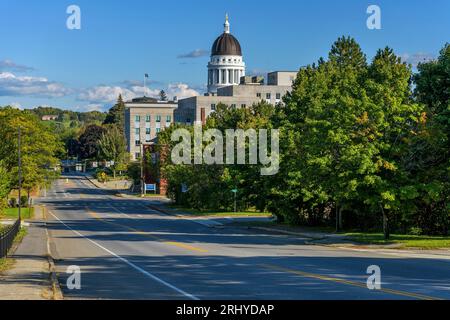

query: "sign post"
left=231, top=188, right=238, bottom=213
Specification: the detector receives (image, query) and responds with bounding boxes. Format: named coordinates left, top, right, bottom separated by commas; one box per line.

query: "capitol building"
left=125, top=15, right=297, bottom=161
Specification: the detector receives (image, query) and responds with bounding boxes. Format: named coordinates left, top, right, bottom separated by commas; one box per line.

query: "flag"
left=145, top=73, right=149, bottom=78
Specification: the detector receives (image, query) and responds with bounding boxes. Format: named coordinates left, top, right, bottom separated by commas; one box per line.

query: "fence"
left=0, top=219, right=21, bottom=259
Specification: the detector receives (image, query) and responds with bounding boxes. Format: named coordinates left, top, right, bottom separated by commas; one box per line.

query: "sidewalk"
left=241, top=223, right=450, bottom=260
left=0, top=208, right=54, bottom=300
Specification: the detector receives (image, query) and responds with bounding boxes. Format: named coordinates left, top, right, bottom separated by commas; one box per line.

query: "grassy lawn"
left=345, top=232, right=450, bottom=249
left=169, top=206, right=272, bottom=218
left=0, top=208, right=34, bottom=220
left=0, top=227, right=27, bottom=273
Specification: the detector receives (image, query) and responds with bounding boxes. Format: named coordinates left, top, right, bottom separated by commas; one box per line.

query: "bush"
left=9, top=197, right=17, bottom=208
left=94, top=168, right=111, bottom=182
left=20, top=196, right=28, bottom=207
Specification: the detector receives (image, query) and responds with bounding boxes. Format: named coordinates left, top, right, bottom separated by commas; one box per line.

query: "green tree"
left=98, top=125, right=128, bottom=178
left=78, top=124, right=106, bottom=159
left=103, top=94, right=125, bottom=130
left=0, top=162, right=11, bottom=212
left=159, top=90, right=168, bottom=102
left=0, top=107, right=62, bottom=207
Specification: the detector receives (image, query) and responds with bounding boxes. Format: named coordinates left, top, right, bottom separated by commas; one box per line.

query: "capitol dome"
left=211, top=33, right=242, bottom=56
left=207, top=15, right=246, bottom=94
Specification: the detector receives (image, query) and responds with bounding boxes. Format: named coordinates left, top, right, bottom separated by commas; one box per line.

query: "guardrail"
left=0, top=219, right=21, bottom=259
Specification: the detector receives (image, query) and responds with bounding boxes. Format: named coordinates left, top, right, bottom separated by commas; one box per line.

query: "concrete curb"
left=249, top=226, right=326, bottom=240
left=42, top=206, right=64, bottom=300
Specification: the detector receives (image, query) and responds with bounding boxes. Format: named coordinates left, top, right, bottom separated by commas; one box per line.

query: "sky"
left=0, top=0, right=449, bottom=112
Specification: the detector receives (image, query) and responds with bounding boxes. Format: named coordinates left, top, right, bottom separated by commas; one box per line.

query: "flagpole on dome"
left=144, top=73, right=149, bottom=97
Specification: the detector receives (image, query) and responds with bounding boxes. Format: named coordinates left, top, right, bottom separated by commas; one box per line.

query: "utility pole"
left=141, top=144, right=144, bottom=197
left=18, top=127, right=22, bottom=223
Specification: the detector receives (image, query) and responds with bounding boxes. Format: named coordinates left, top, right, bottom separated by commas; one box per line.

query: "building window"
left=146, top=135, right=151, bottom=142
left=145, top=128, right=150, bottom=134
left=241, top=104, right=246, bottom=108
left=231, top=104, right=236, bottom=109
left=135, top=128, right=140, bottom=135
left=135, top=115, right=141, bottom=122
left=156, top=128, right=161, bottom=133
left=145, top=115, right=151, bottom=122
left=256, top=93, right=261, bottom=98
left=156, top=115, right=161, bottom=122
left=135, top=140, right=141, bottom=146
left=276, top=93, right=281, bottom=100
left=211, top=104, right=216, bottom=111
left=135, top=152, right=141, bottom=159
left=166, top=115, right=172, bottom=123
left=266, top=93, right=271, bottom=99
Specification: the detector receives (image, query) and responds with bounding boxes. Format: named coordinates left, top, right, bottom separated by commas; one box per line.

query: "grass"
left=345, top=232, right=450, bottom=249
left=0, top=226, right=27, bottom=273
left=0, top=207, right=34, bottom=220
left=168, top=205, right=272, bottom=218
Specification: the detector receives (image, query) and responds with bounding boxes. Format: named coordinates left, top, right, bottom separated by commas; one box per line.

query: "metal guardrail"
left=0, top=219, right=21, bottom=259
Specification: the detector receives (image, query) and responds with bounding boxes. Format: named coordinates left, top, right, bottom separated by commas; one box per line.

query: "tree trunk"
left=380, top=204, right=390, bottom=240
left=335, top=205, right=343, bottom=232
left=27, top=189, right=31, bottom=214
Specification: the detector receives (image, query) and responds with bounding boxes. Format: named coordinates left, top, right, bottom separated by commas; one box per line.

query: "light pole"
left=18, top=127, right=22, bottom=223
left=140, top=144, right=144, bottom=197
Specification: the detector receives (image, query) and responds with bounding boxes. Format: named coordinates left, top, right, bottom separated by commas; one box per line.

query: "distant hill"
left=29, top=106, right=106, bottom=124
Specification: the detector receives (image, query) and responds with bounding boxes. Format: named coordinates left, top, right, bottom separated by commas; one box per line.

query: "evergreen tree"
left=104, top=94, right=125, bottom=131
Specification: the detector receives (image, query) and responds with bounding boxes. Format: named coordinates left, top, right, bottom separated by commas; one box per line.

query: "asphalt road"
left=37, top=174, right=450, bottom=300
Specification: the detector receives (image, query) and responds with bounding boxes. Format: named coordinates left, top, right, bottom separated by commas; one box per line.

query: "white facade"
left=207, top=55, right=246, bottom=93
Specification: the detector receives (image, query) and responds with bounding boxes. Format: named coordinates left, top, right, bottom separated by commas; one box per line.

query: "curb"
left=42, top=206, right=64, bottom=300
left=249, top=226, right=326, bottom=240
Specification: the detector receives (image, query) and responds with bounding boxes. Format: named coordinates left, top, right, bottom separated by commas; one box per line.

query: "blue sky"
left=0, top=0, right=449, bottom=111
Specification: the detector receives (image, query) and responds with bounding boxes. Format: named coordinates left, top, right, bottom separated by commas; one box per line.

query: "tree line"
left=157, top=37, right=449, bottom=238
left=0, top=107, right=62, bottom=213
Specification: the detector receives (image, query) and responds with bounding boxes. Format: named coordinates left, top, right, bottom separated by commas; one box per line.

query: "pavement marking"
left=85, top=206, right=209, bottom=253
left=48, top=211, right=199, bottom=300
left=262, top=264, right=441, bottom=301
left=163, top=242, right=209, bottom=253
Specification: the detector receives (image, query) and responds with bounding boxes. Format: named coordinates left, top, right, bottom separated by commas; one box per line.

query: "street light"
left=18, top=127, right=22, bottom=223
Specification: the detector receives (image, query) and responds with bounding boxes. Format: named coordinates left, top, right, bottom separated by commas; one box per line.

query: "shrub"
left=9, top=197, right=17, bottom=208
left=20, top=196, right=28, bottom=207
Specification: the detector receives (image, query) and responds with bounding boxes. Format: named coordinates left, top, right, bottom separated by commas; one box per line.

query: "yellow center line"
left=85, top=207, right=208, bottom=253
left=262, top=264, right=441, bottom=301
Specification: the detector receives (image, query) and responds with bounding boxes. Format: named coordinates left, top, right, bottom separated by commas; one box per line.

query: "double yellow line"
left=86, top=207, right=208, bottom=253
left=263, top=264, right=441, bottom=300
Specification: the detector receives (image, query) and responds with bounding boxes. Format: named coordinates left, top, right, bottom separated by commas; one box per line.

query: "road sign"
left=145, top=184, right=157, bottom=194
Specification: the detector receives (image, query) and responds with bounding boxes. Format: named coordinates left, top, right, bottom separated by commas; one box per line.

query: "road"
left=37, top=174, right=450, bottom=300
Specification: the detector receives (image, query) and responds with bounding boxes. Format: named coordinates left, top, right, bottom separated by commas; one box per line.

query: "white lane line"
left=49, top=211, right=199, bottom=300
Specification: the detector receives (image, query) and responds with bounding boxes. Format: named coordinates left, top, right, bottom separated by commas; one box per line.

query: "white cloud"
left=177, top=49, right=209, bottom=59
left=9, top=102, right=23, bottom=109
left=400, top=52, right=435, bottom=68
left=0, top=59, right=34, bottom=72
left=167, top=83, right=200, bottom=99
left=78, top=82, right=200, bottom=103
left=0, top=72, right=70, bottom=98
